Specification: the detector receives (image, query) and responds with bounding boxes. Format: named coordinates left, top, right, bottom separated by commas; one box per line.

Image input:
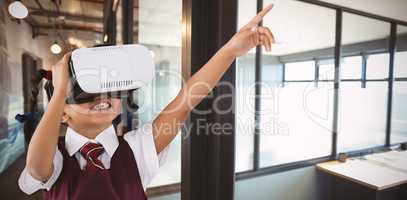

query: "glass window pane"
left=285, top=61, right=315, bottom=81
left=395, top=51, right=407, bottom=78
left=342, top=13, right=390, bottom=46
left=342, top=13, right=390, bottom=81
left=320, top=0, right=407, bottom=22
left=391, top=82, right=407, bottom=144
left=338, top=82, right=387, bottom=152
left=394, top=25, right=407, bottom=78
left=235, top=54, right=255, bottom=172
left=319, top=61, right=335, bottom=81
left=263, top=0, right=336, bottom=56
left=339, top=13, right=390, bottom=152
left=259, top=0, right=335, bottom=167
left=260, top=82, right=333, bottom=167
left=235, top=0, right=256, bottom=173
left=367, top=53, right=389, bottom=79
left=391, top=25, right=407, bottom=144
left=341, top=56, right=362, bottom=79
left=135, top=0, right=182, bottom=187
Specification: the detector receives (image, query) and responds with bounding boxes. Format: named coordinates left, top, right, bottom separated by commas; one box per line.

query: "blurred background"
left=0, top=0, right=182, bottom=199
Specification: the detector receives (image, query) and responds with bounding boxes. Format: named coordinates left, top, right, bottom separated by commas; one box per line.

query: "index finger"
left=249, top=4, right=273, bottom=26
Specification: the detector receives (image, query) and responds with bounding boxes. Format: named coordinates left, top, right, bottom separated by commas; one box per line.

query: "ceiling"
left=17, top=0, right=105, bottom=48
left=16, top=0, right=182, bottom=48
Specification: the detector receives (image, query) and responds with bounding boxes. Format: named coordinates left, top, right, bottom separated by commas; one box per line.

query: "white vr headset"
left=46, top=44, right=155, bottom=104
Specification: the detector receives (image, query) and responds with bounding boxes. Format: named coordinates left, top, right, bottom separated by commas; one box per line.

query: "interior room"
left=0, top=0, right=406, bottom=200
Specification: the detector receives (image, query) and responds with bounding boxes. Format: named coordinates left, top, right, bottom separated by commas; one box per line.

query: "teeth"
left=93, top=102, right=110, bottom=110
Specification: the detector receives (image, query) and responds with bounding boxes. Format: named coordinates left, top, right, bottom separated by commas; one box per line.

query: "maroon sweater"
left=43, top=137, right=147, bottom=200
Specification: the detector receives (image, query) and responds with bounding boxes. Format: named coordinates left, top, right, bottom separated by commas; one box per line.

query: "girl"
left=19, top=4, right=274, bottom=200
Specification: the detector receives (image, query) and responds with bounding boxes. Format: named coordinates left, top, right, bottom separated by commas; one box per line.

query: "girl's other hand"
left=223, top=4, right=275, bottom=57
left=52, top=52, right=71, bottom=97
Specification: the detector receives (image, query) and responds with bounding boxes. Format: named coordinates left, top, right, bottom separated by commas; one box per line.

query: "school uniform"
left=18, top=124, right=168, bottom=200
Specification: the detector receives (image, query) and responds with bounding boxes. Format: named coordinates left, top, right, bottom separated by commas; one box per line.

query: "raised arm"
left=152, top=4, right=275, bottom=153
left=25, top=53, right=70, bottom=182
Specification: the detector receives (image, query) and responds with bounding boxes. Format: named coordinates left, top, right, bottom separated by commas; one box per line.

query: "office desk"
left=317, top=151, right=407, bottom=200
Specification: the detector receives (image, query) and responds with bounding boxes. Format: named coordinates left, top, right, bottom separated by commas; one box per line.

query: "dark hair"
left=92, top=43, right=115, bottom=47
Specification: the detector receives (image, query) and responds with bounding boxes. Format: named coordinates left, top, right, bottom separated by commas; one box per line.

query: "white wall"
left=5, top=19, right=59, bottom=69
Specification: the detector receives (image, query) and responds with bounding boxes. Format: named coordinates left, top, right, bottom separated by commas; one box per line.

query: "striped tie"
left=79, top=142, right=105, bottom=171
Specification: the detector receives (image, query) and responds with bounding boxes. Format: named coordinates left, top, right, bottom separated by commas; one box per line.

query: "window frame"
left=236, top=0, right=407, bottom=181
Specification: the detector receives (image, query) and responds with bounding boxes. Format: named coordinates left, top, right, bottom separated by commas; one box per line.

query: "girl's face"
left=63, top=98, right=121, bottom=128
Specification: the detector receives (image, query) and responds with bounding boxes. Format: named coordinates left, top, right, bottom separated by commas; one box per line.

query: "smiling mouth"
left=90, top=99, right=112, bottom=112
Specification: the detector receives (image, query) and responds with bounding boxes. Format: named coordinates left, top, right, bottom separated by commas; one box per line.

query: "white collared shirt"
left=18, top=124, right=168, bottom=194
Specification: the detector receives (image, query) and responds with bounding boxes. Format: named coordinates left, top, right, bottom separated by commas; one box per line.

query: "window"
left=391, top=25, right=407, bottom=144
left=337, top=13, right=390, bottom=152
left=394, top=51, right=407, bottom=78
left=260, top=82, right=333, bottom=166
left=258, top=0, right=335, bottom=167
left=319, top=60, right=335, bottom=81
left=391, top=81, right=407, bottom=144
left=235, top=0, right=407, bottom=181
left=134, top=0, right=182, bottom=188
left=341, top=56, right=362, bottom=79
left=235, top=0, right=256, bottom=173
left=366, top=53, right=389, bottom=79
left=235, top=55, right=256, bottom=172
left=338, top=82, right=388, bottom=152
left=284, top=61, right=315, bottom=81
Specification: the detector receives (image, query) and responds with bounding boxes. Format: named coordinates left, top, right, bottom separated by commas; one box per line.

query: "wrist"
left=52, top=90, right=67, bottom=101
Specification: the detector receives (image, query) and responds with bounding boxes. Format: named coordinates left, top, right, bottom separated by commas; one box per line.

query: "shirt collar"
left=65, top=125, right=119, bottom=158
